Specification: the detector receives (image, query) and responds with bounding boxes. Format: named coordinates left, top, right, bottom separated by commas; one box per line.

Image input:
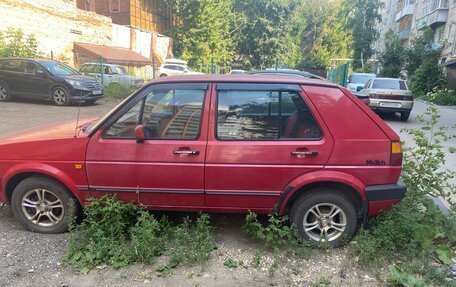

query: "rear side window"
left=217, top=90, right=322, bottom=140
left=0, top=60, right=25, bottom=72
left=372, top=79, right=407, bottom=90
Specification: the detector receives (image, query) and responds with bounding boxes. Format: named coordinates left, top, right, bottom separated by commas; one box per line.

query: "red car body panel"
left=0, top=75, right=406, bottom=219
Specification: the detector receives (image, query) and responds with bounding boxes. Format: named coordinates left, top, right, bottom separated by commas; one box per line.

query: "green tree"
left=344, top=0, right=381, bottom=70
left=299, top=0, right=353, bottom=69
left=167, top=0, right=235, bottom=68
left=379, top=30, right=406, bottom=78
left=0, top=27, right=39, bottom=58
left=233, top=0, right=300, bottom=69
left=406, top=28, right=446, bottom=96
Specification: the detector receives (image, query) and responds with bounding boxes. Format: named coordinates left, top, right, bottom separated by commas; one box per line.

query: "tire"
left=51, top=86, right=70, bottom=106
left=159, top=74, right=167, bottom=78
left=11, top=176, right=81, bottom=233
left=400, top=111, right=410, bottom=121
left=0, top=81, right=12, bottom=102
left=290, top=188, right=358, bottom=248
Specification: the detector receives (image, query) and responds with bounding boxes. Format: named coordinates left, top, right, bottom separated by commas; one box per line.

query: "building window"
left=110, top=0, right=120, bottom=13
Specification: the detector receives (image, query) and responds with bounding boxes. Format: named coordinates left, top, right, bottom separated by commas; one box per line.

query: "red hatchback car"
left=0, top=75, right=406, bottom=247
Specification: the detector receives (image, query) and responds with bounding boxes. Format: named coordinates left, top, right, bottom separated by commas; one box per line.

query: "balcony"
left=395, top=4, right=414, bottom=22
left=398, top=29, right=411, bottom=40
left=427, top=7, right=448, bottom=27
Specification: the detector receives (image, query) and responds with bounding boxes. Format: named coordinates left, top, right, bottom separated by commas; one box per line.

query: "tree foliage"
left=344, top=0, right=381, bottom=70
left=379, top=30, right=406, bottom=78
left=0, top=27, right=39, bottom=58
left=166, top=0, right=235, bottom=67
left=233, top=0, right=300, bottom=69
left=299, top=0, right=353, bottom=69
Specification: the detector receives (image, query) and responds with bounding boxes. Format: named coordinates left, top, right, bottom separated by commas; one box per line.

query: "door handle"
left=173, top=150, right=200, bottom=155
left=291, top=150, right=318, bottom=156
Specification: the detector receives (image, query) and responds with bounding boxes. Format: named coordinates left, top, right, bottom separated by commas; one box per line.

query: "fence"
left=327, top=62, right=349, bottom=87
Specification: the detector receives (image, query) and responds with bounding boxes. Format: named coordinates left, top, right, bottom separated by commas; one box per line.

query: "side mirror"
left=134, top=125, right=145, bottom=143
left=356, top=86, right=363, bottom=92
left=36, top=70, right=46, bottom=77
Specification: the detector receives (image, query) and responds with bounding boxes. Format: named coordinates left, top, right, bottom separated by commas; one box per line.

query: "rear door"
left=205, top=83, right=334, bottom=211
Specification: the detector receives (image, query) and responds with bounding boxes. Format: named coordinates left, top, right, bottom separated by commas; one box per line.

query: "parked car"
left=360, top=77, right=414, bottom=121
left=79, top=63, right=144, bottom=89
left=249, top=68, right=326, bottom=80
left=0, top=75, right=406, bottom=247
left=347, top=73, right=376, bottom=92
left=158, top=63, right=204, bottom=77
left=229, top=69, right=246, bottom=75
left=0, top=58, right=103, bottom=106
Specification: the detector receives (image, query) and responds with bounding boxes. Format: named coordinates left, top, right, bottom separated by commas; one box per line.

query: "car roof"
left=248, top=69, right=326, bottom=80
left=373, top=77, right=405, bottom=81
left=147, top=75, right=338, bottom=88
left=0, top=57, right=54, bottom=63
left=350, top=73, right=376, bottom=76
left=81, top=63, right=121, bottom=67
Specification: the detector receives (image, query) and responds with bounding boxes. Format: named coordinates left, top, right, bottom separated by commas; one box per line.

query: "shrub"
left=63, top=195, right=216, bottom=272
left=421, top=88, right=456, bottom=106
left=0, top=27, right=39, bottom=58
left=104, top=83, right=135, bottom=100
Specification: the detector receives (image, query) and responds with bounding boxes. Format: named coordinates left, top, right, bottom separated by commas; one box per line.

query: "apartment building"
left=375, top=0, right=456, bottom=63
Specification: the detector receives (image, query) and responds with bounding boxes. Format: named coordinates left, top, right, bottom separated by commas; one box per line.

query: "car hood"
left=0, top=117, right=97, bottom=144
left=63, top=74, right=99, bottom=82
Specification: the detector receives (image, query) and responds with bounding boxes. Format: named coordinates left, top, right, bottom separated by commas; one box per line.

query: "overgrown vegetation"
left=421, top=88, right=456, bottom=106
left=63, top=196, right=216, bottom=273
left=242, top=212, right=312, bottom=257
left=0, top=27, right=39, bottom=58
left=354, top=106, right=456, bottom=286
left=103, top=83, right=135, bottom=100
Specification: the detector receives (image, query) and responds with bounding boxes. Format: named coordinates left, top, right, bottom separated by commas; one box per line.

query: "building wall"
left=375, top=0, right=456, bottom=65
left=0, top=0, right=112, bottom=64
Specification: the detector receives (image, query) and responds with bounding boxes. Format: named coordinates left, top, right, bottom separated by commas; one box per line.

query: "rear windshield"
left=372, top=79, right=407, bottom=90
left=349, top=74, right=375, bottom=84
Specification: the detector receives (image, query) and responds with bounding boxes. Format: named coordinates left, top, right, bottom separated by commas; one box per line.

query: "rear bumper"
left=365, top=180, right=407, bottom=216
left=369, top=98, right=413, bottom=113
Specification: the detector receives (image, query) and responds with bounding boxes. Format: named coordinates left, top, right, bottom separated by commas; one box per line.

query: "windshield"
left=40, top=61, right=79, bottom=76
left=372, top=79, right=407, bottom=90
left=115, top=66, right=128, bottom=75
left=349, top=74, right=375, bottom=84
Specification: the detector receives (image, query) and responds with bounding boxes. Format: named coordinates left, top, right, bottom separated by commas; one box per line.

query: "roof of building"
left=74, top=42, right=151, bottom=66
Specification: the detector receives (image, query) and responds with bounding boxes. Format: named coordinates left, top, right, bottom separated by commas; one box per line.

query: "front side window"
left=104, top=88, right=205, bottom=140
left=217, top=90, right=322, bottom=140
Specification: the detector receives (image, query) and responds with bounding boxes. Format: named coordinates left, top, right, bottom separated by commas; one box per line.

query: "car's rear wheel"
left=11, top=176, right=80, bottom=233
left=0, top=81, right=12, bottom=102
left=51, top=86, right=70, bottom=106
left=290, top=188, right=358, bottom=247
left=400, top=111, right=411, bottom=121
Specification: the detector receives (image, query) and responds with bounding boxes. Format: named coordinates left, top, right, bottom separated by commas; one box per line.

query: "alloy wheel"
left=0, top=85, right=8, bottom=100
left=21, top=188, right=65, bottom=227
left=53, top=88, right=67, bottom=105
left=303, top=203, right=347, bottom=242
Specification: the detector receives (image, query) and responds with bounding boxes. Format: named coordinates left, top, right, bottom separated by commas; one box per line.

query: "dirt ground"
left=0, top=98, right=386, bottom=287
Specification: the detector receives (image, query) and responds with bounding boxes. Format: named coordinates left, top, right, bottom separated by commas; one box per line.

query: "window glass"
left=25, top=62, right=38, bottom=74
left=217, top=90, right=321, bottom=140
left=348, top=74, right=375, bottom=84
left=372, top=79, right=407, bottom=90
left=40, top=61, right=78, bottom=76
left=104, top=89, right=205, bottom=140
left=2, top=60, right=25, bottom=72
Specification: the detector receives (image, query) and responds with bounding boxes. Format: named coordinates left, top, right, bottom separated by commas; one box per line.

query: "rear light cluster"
left=390, top=141, right=403, bottom=166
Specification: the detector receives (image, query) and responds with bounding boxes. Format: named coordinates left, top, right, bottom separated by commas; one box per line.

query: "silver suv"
left=158, top=64, right=204, bottom=77
left=79, top=63, right=144, bottom=89
left=360, top=77, right=414, bottom=121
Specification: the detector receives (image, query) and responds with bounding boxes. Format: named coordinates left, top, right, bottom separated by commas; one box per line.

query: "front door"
left=205, top=83, right=334, bottom=212
left=86, top=83, right=209, bottom=207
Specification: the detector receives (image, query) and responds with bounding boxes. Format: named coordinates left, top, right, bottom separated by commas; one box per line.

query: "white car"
left=347, top=73, right=376, bottom=92
left=79, top=63, right=143, bottom=89
left=158, top=64, right=204, bottom=77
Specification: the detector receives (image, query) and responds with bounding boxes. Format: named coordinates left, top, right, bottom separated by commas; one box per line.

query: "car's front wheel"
left=0, top=81, right=12, bottom=102
left=51, top=86, right=70, bottom=106
left=291, top=188, right=358, bottom=247
left=11, top=176, right=80, bottom=233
